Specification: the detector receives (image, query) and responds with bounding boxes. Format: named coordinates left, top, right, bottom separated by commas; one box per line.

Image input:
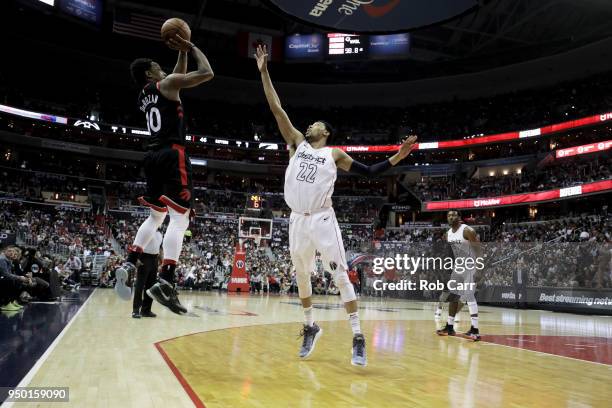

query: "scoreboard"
left=286, top=33, right=410, bottom=62
left=247, top=195, right=263, bottom=210
left=327, top=33, right=367, bottom=59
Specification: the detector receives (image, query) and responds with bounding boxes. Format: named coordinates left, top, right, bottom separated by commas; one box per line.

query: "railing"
left=17, top=229, right=72, bottom=258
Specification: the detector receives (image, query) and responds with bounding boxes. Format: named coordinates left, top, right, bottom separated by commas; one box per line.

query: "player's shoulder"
left=462, top=224, right=476, bottom=236
left=330, top=146, right=348, bottom=160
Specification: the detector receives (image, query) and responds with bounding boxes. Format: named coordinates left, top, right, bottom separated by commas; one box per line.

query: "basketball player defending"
left=115, top=34, right=213, bottom=314
left=255, top=45, right=417, bottom=365
left=436, top=211, right=482, bottom=341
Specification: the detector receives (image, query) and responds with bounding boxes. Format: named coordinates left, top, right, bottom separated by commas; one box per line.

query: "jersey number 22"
left=296, top=162, right=317, bottom=183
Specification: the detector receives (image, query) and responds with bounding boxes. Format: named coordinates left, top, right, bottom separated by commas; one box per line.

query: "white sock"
left=304, top=306, right=314, bottom=327
left=349, top=312, right=361, bottom=335
left=447, top=315, right=455, bottom=326
left=467, top=301, right=479, bottom=329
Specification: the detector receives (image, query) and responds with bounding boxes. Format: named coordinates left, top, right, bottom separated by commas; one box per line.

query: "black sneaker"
left=141, top=311, right=157, bottom=318
left=146, top=280, right=187, bottom=314
left=436, top=324, right=456, bottom=336
left=115, top=262, right=136, bottom=301
left=351, top=333, right=367, bottom=366
left=298, top=323, right=323, bottom=358
left=463, top=326, right=481, bottom=341
left=132, top=312, right=141, bottom=319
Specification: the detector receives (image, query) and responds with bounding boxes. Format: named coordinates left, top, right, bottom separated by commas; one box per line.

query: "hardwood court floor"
left=9, top=289, right=612, bottom=408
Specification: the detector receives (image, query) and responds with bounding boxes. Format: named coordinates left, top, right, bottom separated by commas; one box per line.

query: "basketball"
left=161, top=18, right=191, bottom=44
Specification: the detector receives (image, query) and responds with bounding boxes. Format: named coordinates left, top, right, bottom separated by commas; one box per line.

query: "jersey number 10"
left=146, top=107, right=162, bottom=133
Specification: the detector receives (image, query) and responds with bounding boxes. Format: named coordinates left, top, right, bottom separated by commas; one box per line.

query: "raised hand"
left=167, top=33, right=194, bottom=52
left=254, top=44, right=269, bottom=73
left=397, top=135, right=418, bottom=160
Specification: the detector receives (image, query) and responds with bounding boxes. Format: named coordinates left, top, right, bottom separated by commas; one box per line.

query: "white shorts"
left=449, top=268, right=476, bottom=301
left=289, top=207, right=348, bottom=274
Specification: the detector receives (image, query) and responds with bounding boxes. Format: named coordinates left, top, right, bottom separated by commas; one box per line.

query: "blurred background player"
left=255, top=45, right=417, bottom=366
left=114, top=33, right=214, bottom=314
left=437, top=211, right=482, bottom=341
left=131, top=229, right=162, bottom=318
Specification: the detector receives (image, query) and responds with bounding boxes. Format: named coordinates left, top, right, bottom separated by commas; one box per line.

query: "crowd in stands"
left=1, top=164, right=385, bottom=223
left=1, top=191, right=610, bottom=313
left=3, top=69, right=612, bottom=146
left=411, top=156, right=611, bottom=201
left=0, top=201, right=111, bottom=311
left=375, top=215, right=611, bottom=290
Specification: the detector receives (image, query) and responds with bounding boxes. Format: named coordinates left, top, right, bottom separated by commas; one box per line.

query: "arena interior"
left=0, top=1, right=611, bottom=407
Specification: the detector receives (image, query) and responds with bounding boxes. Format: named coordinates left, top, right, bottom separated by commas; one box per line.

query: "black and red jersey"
left=138, top=81, right=185, bottom=150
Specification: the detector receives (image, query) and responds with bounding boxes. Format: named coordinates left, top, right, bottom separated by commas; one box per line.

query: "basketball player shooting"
left=114, top=32, right=214, bottom=314
left=255, top=45, right=417, bottom=366
left=436, top=210, right=482, bottom=341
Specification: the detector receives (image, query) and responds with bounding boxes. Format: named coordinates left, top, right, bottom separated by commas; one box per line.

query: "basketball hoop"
left=253, top=234, right=262, bottom=247
left=238, top=216, right=272, bottom=249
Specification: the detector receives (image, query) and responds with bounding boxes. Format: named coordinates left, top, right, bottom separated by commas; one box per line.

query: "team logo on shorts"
left=236, top=260, right=245, bottom=268
left=329, top=261, right=337, bottom=271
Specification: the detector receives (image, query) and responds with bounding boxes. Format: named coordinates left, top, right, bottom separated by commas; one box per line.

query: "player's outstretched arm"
left=333, top=135, right=418, bottom=174
left=463, top=227, right=483, bottom=258
left=173, top=49, right=188, bottom=74
left=160, top=34, right=214, bottom=96
left=254, top=45, right=304, bottom=148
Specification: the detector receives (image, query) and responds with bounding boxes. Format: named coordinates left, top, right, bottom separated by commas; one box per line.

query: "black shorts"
left=138, top=144, right=193, bottom=213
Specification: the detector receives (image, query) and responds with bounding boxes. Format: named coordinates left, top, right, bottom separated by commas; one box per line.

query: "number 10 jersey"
left=284, top=140, right=337, bottom=213
left=138, top=81, right=185, bottom=151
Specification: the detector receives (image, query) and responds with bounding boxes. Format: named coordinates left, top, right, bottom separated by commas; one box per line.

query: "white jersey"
left=446, top=224, right=476, bottom=270
left=447, top=223, right=477, bottom=298
left=284, top=140, right=336, bottom=213
left=447, top=224, right=476, bottom=269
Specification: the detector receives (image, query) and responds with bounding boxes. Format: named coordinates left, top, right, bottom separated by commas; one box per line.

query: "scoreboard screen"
left=326, top=33, right=367, bottom=59
left=247, top=195, right=263, bottom=210
left=59, top=0, right=103, bottom=25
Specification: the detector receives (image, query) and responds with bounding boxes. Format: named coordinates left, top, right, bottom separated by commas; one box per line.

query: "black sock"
left=160, top=263, right=176, bottom=284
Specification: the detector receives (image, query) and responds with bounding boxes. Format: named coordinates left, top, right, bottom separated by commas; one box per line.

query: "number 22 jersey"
left=284, top=140, right=337, bottom=213
left=138, top=81, right=186, bottom=150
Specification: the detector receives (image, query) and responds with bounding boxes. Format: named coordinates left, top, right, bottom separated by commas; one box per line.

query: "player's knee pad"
left=333, top=268, right=356, bottom=303
left=167, top=206, right=189, bottom=231
left=467, top=301, right=478, bottom=316
left=295, top=269, right=312, bottom=298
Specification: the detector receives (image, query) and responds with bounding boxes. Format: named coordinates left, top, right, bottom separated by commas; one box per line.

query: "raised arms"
left=160, top=34, right=214, bottom=100
left=254, top=45, right=304, bottom=149
left=333, top=135, right=418, bottom=173
left=172, top=50, right=188, bottom=74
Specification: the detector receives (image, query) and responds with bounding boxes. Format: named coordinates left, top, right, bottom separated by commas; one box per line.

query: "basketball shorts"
left=139, top=144, right=193, bottom=214
left=449, top=268, right=476, bottom=301
left=289, top=207, right=348, bottom=277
